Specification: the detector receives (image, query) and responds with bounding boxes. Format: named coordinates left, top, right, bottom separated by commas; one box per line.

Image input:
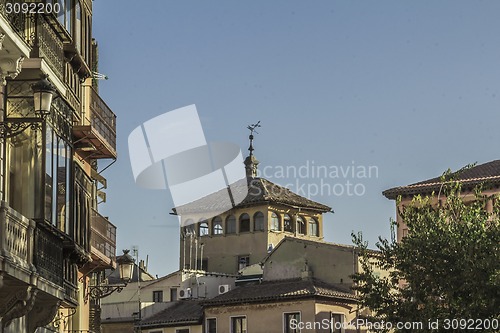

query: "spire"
left=244, top=121, right=261, bottom=179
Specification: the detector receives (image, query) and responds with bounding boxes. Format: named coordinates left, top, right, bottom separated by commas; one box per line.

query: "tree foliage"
left=352, top=176, right=500, bottom=332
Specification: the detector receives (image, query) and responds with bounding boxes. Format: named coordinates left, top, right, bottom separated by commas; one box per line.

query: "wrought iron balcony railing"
left=74, top=85, right=117, bottom=159
left=34, top=225, right=64, bottom=287
left=0, top=3, right=65, bottom=80
left=0, top=0, right=35, bottom=45
left=63, top=278, right=79, bottom=307
left=90, top=209, right=116, bottom=264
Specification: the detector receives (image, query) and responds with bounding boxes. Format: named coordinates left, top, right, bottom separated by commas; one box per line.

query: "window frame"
left=198, top=219, right=209, bottom=237
left=212, top=216, right=223, bottom=235
left=284, top=214, right=293, bottom=232
left=330, top=312, right=345, bottom=333
left=270, top=212, right=281, bottom=231
left=170, top=287, right=178, bottom=302
left=297, top=216, right=306, bottom=235
left=238, top=255, right=250, bottom=271
left=230, top=315, right=247, bottom=333
left=226, top=215, right=236, bottom=234
left=183, top=219, right=195, bottom=236
left=152, top=290, right=163, bottom=303
left=253, top=211, right=265, bottom=231
left=283, top=311, right=301, bottom=333
left=239, top=213, right=251, bottom=233
left=308, top=217, right=319, bottom=237
left=206, top=317, right=217, bottom=333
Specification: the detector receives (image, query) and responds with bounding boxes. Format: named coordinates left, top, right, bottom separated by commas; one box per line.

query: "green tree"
left=352, top=178, right=500, bottom=333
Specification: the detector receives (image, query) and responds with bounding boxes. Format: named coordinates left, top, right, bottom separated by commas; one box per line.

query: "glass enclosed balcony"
left=90, top=209, right=116, bottom=268
left=73, top=85, right=117, bottom=159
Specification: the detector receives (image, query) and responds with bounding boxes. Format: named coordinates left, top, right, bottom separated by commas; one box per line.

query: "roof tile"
left=174, top=177, right=331, bottom=215
left=383, top=160, right=500, bottom=199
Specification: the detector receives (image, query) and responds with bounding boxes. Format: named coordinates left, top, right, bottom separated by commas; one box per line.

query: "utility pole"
left=132, top=245, right=141, bottom=333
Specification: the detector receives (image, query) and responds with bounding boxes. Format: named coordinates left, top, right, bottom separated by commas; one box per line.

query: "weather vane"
left=246, top=121, right=261, bottom=157
left=247, top=121, right=261, bottom=135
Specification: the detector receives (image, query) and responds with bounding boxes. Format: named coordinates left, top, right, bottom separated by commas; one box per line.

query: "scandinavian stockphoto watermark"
left=258, top=160, right=379, bottom=198
left=127, top=105, right=249, bottom=223
left=290, top=318, right=499, bottom=331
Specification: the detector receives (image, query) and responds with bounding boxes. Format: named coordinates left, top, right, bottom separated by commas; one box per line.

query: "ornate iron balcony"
left=34, top=225, right=64, bottom=287
left=0, top=4, right=65, bottom=80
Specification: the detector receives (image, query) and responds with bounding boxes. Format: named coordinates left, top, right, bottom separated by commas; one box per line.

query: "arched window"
left=297, top=216, right=306, bottom=235
left=308, top=217, right=319, bottom=236
left=226, top=215, right=236, bottom=234
left=198, top=219, right=209, bottom=236
left=212, top=216, right=223, bottom=235
left=183, top=219, right=195, bottom=236
left=239, top=213, right=250, bottom=233
left=284, top=214, right=293, bottom=232
left=270, top=212, right=280, bottom=231
left=253, top=212, right=265, bottom=231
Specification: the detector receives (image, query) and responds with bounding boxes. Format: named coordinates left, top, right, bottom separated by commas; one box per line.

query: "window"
left=297, top=216, right=306, bottom=235
left=212, top=216, right=223, bottom=235
left=331, top=313, right=344, bottom=333
left=270, top=212, right=281, bottom=231
left=64, top=0, right=72, bottom=34
left=239, top=213, right=250, bottom=232
left=176, top=329, right=190, bottom=333
left=183, top=219, right=195, bottom=236
left=284, top=214, right=293, bottom=232
left=308, top=217, right=318, bottom=236
left=402, top=228, right=409, bottom=238
left=254, top=212, right=265, bottom=231
left=231, top=316, right=247, bottom=333
left=55, top=0, right=65, bottom=26
left=152, top=290, right=163, bottom=302
left=74, top=165, right=92, bottom=250
left=284, top=312, right=301, bottom=333
left=226, top=215, right=236, bottom=234
left=199, top=219, right=209, bottom=236
left=206, top=318, right=217, bottom=333
left=170, top=288, right=178, bottom=301
left=238, top=255, right=250, bottom=271
left=197, top=258, right=208, bottom=271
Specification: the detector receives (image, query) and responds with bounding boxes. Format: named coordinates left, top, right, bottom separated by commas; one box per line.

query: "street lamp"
left=31, top=74, right=56, bottom=117
left=0, top=74, right=56, bottom=138
left=117, top=249, right=135, bottom=283
left=86, top=249, right=136, bottom=300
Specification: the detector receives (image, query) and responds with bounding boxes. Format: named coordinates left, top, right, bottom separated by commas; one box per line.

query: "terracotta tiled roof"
left=204, top=278, right=356, bottom=306
left=174, top=177, right=332, bottom=215
left=383, top=160, right=500, bottom=199
left=139, top=300, right=203, bottom=328
left=261, top=236, right=359, bottom=264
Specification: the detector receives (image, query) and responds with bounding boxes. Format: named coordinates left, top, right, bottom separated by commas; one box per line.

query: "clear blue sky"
left=93, top=0, right=500, bottom=277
